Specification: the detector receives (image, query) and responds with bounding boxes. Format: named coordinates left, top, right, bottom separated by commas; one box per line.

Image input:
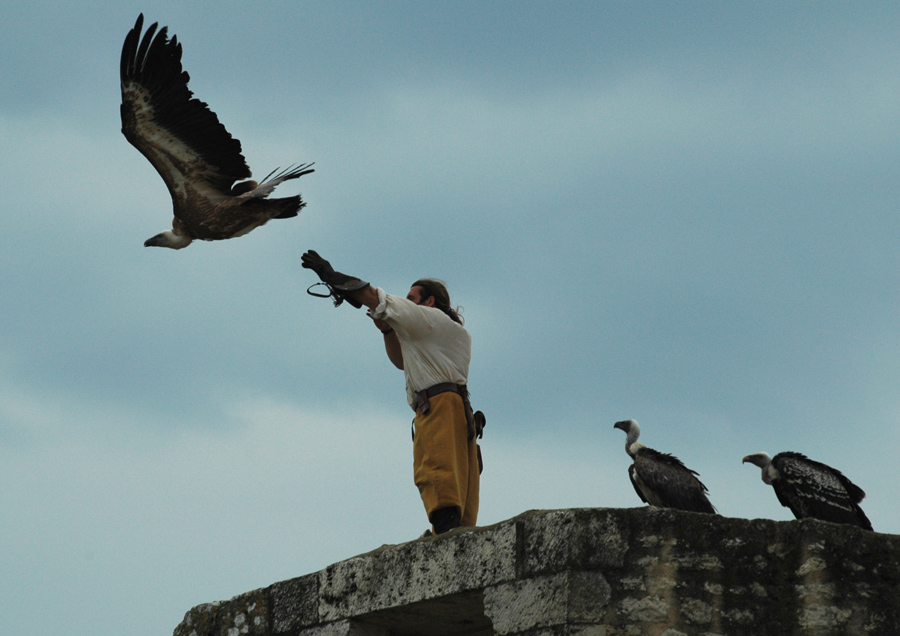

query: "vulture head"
left=742, top=452, right=778, bottom=485
left=144, top=230, right=193, bottom=250
left=614, top=419, right=644, bottom=457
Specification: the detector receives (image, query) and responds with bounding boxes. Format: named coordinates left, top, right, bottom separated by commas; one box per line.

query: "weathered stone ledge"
left=172, top=507, right=900, bottom=636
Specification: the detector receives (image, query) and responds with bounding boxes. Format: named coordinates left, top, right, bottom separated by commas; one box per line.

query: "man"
left=302, top=251, right=480, bottom=534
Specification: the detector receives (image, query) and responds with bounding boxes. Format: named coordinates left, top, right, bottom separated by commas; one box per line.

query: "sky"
left=2, top=2, right=900, bottom=634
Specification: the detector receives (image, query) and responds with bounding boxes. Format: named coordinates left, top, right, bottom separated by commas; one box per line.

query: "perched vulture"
left=120, top=14, right=313, bottom=249
left=613, top=419, right=717, bottom=514
left=742, top=451, right=872, bottom=530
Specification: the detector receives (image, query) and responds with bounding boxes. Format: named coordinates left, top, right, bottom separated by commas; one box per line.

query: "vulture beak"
left=143, top=230, right=192, bottom=249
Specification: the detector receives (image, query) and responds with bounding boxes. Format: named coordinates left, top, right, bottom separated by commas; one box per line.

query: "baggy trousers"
left=412, top=391, right=480, bottom=527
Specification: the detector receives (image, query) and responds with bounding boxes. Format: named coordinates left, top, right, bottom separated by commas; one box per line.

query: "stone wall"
left=172, top=507, right=900, bottom=636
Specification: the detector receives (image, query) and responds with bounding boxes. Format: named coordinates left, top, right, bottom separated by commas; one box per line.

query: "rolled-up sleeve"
left=369, top=288, right=435, bottom=340
left=370, top=288, right=389, bottom=318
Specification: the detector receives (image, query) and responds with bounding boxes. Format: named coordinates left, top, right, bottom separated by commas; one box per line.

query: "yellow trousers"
left=412, top=391, right=480, bottom=527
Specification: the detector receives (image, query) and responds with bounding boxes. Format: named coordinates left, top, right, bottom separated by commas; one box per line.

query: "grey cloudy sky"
left=2, top=2, right=900, bottom=635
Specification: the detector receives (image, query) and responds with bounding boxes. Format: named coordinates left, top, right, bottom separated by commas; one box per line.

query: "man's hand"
left=372, top=317, right=392, bottom=332
left=302, top=250, right=370, bottom=309
left=301, top=250, right=335, bottom=279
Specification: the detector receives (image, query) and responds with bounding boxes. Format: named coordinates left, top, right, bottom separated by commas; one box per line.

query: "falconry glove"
left=302, top=250, right=369, bottom=308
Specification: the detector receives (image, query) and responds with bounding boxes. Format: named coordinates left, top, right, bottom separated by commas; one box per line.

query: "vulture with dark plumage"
left=120, top=14, right=313, bottom=249
left=742, top=451, right=872, bottom=530
left=613, top=419, right=717, bottom=514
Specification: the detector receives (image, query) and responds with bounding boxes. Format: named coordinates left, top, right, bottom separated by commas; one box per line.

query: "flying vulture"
left=120, top=14, right=313, bottom=249
left=742, top=451, right=873, bottom=530
left=613, top=419, right=717, bottom=514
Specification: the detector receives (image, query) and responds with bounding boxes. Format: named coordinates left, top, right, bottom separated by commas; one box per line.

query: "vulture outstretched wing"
left=120, top=14, right=249, bottom=202
left=119, top=14, right=313, bottom=248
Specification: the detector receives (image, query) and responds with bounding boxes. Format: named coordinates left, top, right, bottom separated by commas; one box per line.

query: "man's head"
left=406, top=285, right=435, bottom=307
left=408, top=279, right=463, bottom=324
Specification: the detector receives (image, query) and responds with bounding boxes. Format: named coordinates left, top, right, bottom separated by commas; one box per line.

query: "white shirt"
left=369, top=288, right=471, bottom=408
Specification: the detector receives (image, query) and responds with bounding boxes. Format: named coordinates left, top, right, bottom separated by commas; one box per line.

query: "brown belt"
left=415, top=382, right=467, bottom=415
left=415, top=383, right=483, bottom=441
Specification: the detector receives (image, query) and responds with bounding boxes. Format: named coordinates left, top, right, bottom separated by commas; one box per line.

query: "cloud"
left=0, top=379, right=425, bottom=635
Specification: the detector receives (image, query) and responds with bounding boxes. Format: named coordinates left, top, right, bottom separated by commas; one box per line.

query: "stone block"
left=484, top=571, right=612, bottom=634
left=270, top=574, right=318, bottom=633
left=318, top=520, right=517, bottom=622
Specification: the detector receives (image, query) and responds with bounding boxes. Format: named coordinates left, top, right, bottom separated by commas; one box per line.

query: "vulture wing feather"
left=627, top=464, right=649, bottom=504
left=120, top=13, right=250, bottom=214
left=634, top=448, right=717, bottom=514
left=772, top=452, right=872, bottom=530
